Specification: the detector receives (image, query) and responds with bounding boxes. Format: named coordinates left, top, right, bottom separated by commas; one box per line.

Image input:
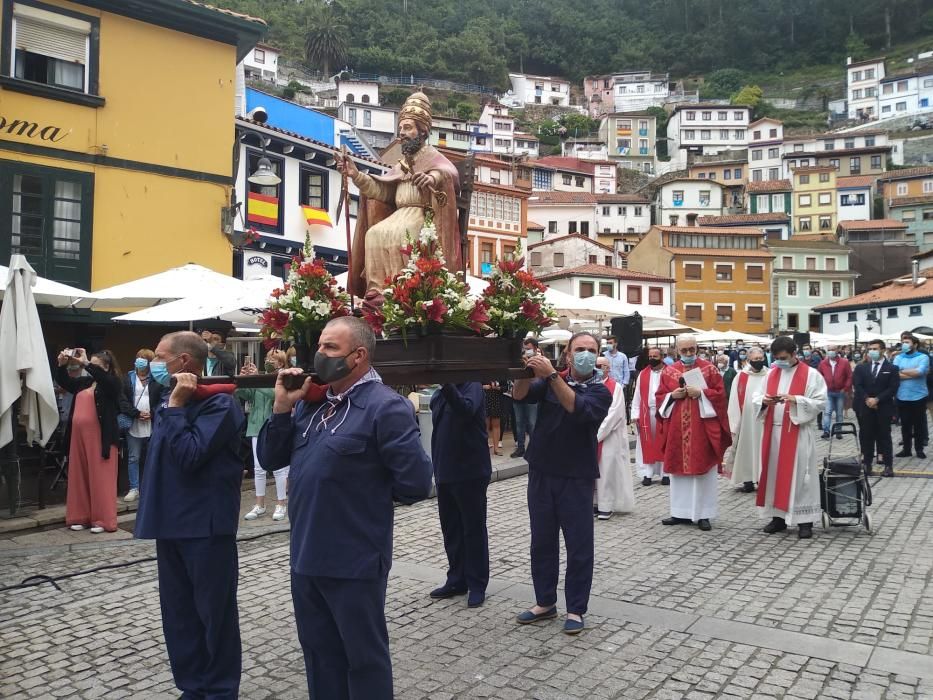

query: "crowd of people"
left=47, top=318, right=930, bottom=699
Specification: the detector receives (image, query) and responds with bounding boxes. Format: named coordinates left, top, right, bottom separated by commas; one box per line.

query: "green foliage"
left=732, top=85, right=764, bottom=108
left=455, top=102, right=477, bottom=121
left=701, top=69, right=747, bottom=99
left=845, top=33, right=870, bottom=62
left=213, top=0, right=933, bottom=88
left=557, top=113, right=600, bottom=137
left=645, top=106, right=669, bottom=160
left=304, top=5, right=348, bottom=77
left=382, top=88, right=412, bottom=106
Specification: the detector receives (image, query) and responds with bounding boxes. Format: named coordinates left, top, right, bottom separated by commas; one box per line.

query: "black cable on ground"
left=0, top=527, right=291, bottom=594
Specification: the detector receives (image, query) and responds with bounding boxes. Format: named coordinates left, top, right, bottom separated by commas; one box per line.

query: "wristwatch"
left=547, top=371, right=560, bottom=382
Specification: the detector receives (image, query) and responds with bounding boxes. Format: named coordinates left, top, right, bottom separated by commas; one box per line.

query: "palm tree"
left=304, top=7, right=348, bottom=78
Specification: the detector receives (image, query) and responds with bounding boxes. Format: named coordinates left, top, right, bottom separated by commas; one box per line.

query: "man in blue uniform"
left=512, top=331, right=612, bottom=635
left=135, top=331, right=246, bottom=700
left=428, top=382, right=491, bottom=608
left=259, top=316, right=433, bottom=700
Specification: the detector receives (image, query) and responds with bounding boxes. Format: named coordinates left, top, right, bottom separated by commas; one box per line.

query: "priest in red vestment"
left=655, top=334, right=731, bottom=531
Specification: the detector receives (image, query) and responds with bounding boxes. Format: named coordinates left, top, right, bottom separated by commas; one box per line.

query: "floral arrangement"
left=481, top=242, right=556, bottom=337
left=260, top=233, right=352, bottom=349
left=243, top=226, right=261, bottom=245
left=364, top=214, right=490, bottom=338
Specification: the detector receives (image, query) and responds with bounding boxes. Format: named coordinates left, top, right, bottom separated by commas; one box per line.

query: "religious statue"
left=336, top=92, right=463, bottom=306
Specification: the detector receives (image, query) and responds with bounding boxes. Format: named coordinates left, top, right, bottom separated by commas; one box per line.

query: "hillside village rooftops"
left=888, top=195, right=933, bottom=207
left=836, top=175, right=880, bottom=189
left=875, top=166, right=933, bottom=182
left=698, top=213, right=790, bottom=225
left=653, top=225, right=764, bottom=236
left=528, top=234, right=614, bottom=252
left=837, top=219, right=908, bottom=231
left=536, top=264, right=674, bottom=283
left=813, top=269, right=933, bottom=311
left=527, top=191, right=598, bottom=205
left=746, top=179, right=792, bottom=193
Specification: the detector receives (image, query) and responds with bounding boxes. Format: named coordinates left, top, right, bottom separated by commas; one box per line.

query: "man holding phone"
left=511, top=337, right=541, bottom=458
left=754, top=336, right=828, bottom=539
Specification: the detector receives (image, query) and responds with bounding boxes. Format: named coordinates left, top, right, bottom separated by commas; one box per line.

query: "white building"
left=533, top=157, right=616, bottom=195
left=878, top=62, right=933, bottom=118
left=528, top=235, right=617, bottom=277
left=336, top=79, right=379, bottom=107
left=815, top=263, right=933, bottom=336
left=611, top=71, right=670, bottom=113
left=562, top=137, right=610, bottom=160
left=835, top=175, right=875, bottom=222
left=657, top=178, right=726, bottom=227
left=478, top=104, right=516, bottom=155
left=512, top=131, right=540, bottom=157
left=527, top=191, right=598, bottom=238
left=666, top=104, right=751, bottom=169
left=538, top=265, right=675, bottom=313
left=234, top=117, right=387, bottom=279
left=339, top=103, right=397, bottom=149
left=506, top=72, right=571, bottom=107
left=846, top=56, right=886, bottom=120
left=747, top=117, right=785, bottom=183
left=242, top=43, right=279, bottom=83
left=430, top=116, right=475, bottom=153
left=595, top=194, right=651, bottom=234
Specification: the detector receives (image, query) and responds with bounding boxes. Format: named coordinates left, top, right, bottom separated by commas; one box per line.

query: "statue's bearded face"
left=399, top=119, right=427, bottom=156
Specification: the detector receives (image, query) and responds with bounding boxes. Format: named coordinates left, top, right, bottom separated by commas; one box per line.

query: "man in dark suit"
left=428, top=382, right=491, bottom=608
left=259, top=317, right=433, bottom=700
left=853, top=338, right=900, bottom=477
left=200, top=330, right=236, bottom=376
left=135, top=331, right=246, bottom=699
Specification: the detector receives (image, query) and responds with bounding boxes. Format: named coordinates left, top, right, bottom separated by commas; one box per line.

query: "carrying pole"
left=340, top=145, right=355, bottom=311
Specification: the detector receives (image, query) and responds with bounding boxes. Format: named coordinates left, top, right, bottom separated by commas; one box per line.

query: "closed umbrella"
left=0, top=256, right=60, bottom=450
left=0, top=264, right=97, bottom=308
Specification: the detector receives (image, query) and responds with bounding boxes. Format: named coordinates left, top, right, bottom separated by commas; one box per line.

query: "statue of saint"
left=336, top=92, right=462, bottom=305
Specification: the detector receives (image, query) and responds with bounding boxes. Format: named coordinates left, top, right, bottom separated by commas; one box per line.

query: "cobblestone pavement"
left=1, top=426, right=932, bottom=699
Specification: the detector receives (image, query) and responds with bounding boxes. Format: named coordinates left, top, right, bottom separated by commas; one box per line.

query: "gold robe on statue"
left=349, top=144, right=461, bottom=298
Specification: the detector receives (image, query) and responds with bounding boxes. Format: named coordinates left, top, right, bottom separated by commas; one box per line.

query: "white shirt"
left=129, top=374, right=152, bottom=439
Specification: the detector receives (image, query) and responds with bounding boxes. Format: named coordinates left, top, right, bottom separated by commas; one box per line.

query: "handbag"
left=117, top=413, right=134, bottom=432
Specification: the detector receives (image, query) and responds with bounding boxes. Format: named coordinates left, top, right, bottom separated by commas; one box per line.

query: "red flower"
left=426, top=298, right=447, bottom=322
left=399, top=243, right=414, bottom=257
left=468, top=302, right=490, bottom=327
left=363, top=308, right=385, bottom=335
left=520, top=299, right=541, bottom=319
left=415, top=257, right=443, bottom=274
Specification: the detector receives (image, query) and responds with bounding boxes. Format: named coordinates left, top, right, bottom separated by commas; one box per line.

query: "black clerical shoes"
left=798, top=523, right=813, bottom=539
left=430, top=584, right=467, bottom=599
left=763, top=517, right=787, bottom=534
left=697, top=519, right=712, bottom=531
left=642, top=476, right=653, bottom=486
left=661, top=476, right=670, bottom=485
left=742, top=481, right=756, bottom=493
left=882, top=466, right=895, bottom=477
left=661, top=516, right=691, bottom=525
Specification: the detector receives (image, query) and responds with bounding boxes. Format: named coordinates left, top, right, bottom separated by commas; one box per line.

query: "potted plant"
left=481, top=242, right=556, bottom=338
left=260, top=232, right=352, bottom=363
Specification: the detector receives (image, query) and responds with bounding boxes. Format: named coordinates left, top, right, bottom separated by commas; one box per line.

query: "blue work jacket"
left=430, top=383, right=491, bottom=484
left=135, top=393, right=245, bottom=540
left=259, top=381, right=433, bottom=579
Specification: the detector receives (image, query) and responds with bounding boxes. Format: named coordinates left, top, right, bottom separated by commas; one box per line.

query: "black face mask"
left=749, top=360, right=765, bottom=371
left=648, top=358, right=662, bottom=368
left=313, top=350, right=356, bottom=384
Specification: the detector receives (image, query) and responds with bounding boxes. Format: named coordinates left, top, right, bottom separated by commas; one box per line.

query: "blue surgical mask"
left=289, top=357, right=298, bottom=367
left=135, top=358, right=149, bottom=371
left=902, top=343, right=912, bottom=353
left=739, top=353, right=747, bottom=359
left=774, top=359, right=792, bottom=370
left=803, top=350, right=811, bottom=358
left=853, top=353, right=862, bottom=361
left=573, top=350, right=597, bottom=376
left=868, top=350, right=881, bottom=361
left=827, top=351, right=837, bottom=359
left=681, top=355, right=697, bottom=366
left=595, top=368, right=605, bottom=381
left=149, top=361, right=172, bottom=387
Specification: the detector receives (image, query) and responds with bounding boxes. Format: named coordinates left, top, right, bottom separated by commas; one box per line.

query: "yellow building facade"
left=0, top=0, right=265, bottom=291
left=791, top=165, right=837, bottom=236
left=626, top=225, right=774, bottom=333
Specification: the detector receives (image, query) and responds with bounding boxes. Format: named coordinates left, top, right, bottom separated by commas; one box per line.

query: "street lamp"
left=248, top=155, right=281, bottom=186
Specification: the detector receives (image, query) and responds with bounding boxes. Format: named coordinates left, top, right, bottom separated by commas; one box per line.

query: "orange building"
left=626, top=225, right=774, bottom=333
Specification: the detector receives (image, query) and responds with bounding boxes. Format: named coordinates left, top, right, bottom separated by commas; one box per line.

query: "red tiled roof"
left=746, top=179, right=792, bottom=193
left=671, top=103, right=750, bottom=114
left=698, top=213, right=790, bottom=225
left=876, top=166, right=933, bottom=182
left=784, top=146, right=892, bottom=159
left=526, top=220, right=545, bottom=230
left=789, top=164, right=838, bottom=172
left=659, top=177, right=726, bottom=188
left=836, top=174, right=879, bottom=189
left=889, top=195, right=933, bottom=207
left=534, top=156, right=616, bottom=175
left=836, top=219, right=907, bottom=231
left=653, top=225, right=764, bottom=235
left=594, top=193, right=649, bottom=203
left=527, top=191, right=598, bottom=205
left=813, top=270, right=933, bottom=311
left=662, top=247, right=774, bottom=258
left=537, top=264, right=674, bottom=283
left=528, top=234, right=614, bottom=252
left=235, top=116, right=386, bottom=165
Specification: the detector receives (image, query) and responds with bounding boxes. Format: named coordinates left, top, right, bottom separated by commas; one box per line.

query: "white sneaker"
left=90, top=526, right=105, bottom=534
left=244, top=505, right=266, bottom=521
left=124, top=488, right=139, bottom=502
left=497, top=441, right=503, bottom=449
left=69, top=524, right=85, bottom=531
left=272, top=504, right=287, bottom=521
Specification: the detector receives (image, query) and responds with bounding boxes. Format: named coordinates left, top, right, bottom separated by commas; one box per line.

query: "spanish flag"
left=247, top=192, right=279, bottom=226
left=302, top=206, right=333, bottom=228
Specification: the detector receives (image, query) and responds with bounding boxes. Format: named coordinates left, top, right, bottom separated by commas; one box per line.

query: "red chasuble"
left=637, top=367, right=664, bottom=464
left=756, top=361, right=810, bottom=511
left=655, top=358, right=731, bottom=475
left=736, top=372, right=750, bottom=415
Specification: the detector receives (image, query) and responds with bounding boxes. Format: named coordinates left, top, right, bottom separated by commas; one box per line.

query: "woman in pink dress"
left=56, top=348, right=124, bottom=533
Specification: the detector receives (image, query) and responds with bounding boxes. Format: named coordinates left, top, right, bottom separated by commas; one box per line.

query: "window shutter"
left=14, top=15, right=89, bottom=65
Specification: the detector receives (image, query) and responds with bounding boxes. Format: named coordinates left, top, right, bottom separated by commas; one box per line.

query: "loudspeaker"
left=793, top=331, right=810, bottom=349
left=610, top=314, right=643, bottom=357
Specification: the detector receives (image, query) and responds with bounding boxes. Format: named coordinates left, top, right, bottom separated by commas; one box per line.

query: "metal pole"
left=341, top=145, right=355, bottom=311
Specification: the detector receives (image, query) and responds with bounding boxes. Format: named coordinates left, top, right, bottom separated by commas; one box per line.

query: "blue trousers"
left=291, top=572, right=392, bottom=700
left=126, top=434, right=148, bottom=490
left=437, top=477, right=489, bottom=594
left=823, top=391, right=847, bottom=434
left=527, top=471, right=594, bottom=615
left=156, top=536, right=240, bottom=700
left=513, top=401, right=538, bottom=450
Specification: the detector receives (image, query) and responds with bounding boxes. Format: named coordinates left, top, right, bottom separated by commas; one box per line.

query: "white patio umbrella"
left=87, top=263, right=249, bottom=309
left=0, top=256, right=59, bottom=449
left=0, top=264, right=97, bottom=308
left=112, top=276, right=283, bottom=325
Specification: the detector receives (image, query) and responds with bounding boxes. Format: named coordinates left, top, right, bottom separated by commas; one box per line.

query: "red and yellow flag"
left=247, top=192, right=279, bottom=226
left=302, top=206, right=333, bottom=228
